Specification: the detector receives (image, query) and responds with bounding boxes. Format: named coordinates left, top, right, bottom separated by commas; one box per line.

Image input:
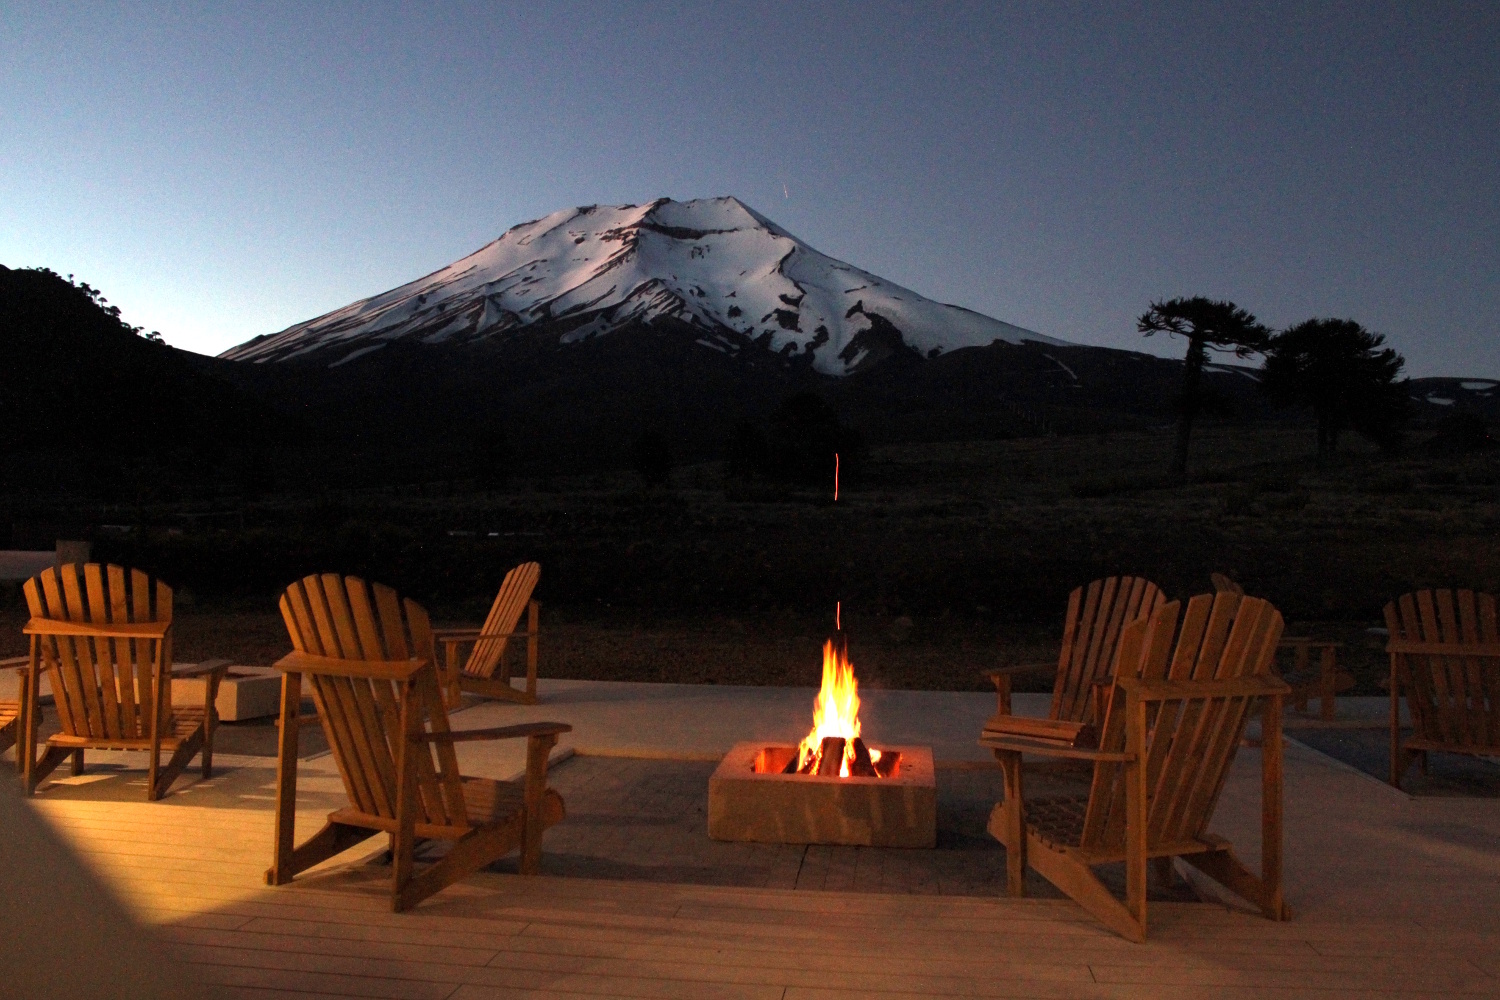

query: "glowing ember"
left=792, top=639, right=882, bottom=777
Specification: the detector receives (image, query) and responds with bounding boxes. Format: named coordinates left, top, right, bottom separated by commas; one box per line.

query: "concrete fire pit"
left=708, top=741, right=936, bottom=848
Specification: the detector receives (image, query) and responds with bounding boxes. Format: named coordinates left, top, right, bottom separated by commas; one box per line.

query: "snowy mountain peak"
left=222, top=196, right=1065, bottom=373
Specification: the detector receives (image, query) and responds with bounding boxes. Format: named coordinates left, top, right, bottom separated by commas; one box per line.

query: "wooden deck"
left=26, top=736, right=1500, bottom=1000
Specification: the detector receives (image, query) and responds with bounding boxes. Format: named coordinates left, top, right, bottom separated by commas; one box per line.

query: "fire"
left=794, top=639, right=881, bottom=777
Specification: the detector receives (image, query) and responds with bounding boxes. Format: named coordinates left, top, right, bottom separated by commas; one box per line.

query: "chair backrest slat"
left=1143, top=593, right=1230, bottom=845
left=83, top=564, right=124, bottom=739
left=61, top=565, right=109, bottom=737
left=1210, top=573, right=1245, bottom=596
left=1081, top=592, right=1282, bottom=856
left=278, top=575, right=464, bottom=828
left=1385, top=589, right=1500, bottom=753
left=105, top=565, right=139, bottom=733
left=465, top=562, right=540, bottom=680
left=1170, top=596, right=1280, bottom=844
left=311, top=672, right=377, bottom=812
left=24, top=564, right=170, bottom=742
left=1050, top=576, right=1165, bottom=724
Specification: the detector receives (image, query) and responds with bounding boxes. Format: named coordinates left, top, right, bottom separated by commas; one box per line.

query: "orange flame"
left=795, top=639, right=879, bottom=777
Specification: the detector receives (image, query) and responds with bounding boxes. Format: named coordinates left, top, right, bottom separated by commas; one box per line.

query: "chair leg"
left=519, top=732, right=556, bottom=875
left=524, top=601, right=539, bottom=701
left=148, top=743, right=161, bottom=801
left=25, top=745, right=72, bottom=795
left=992, top=749, right=1025, bottom=897
left=71, top=749, right=84, bottom=776
left=1123, top=696, right=1148, bottom=937
left=1026, top=837, right=1145, bottom=942
left=395, top=824, right=514, bottom=913
left=203, top=675, right=221, bottom=779
left=1152, top=856, right=1175, bottom=888
left=265, top=821, right=378, bottom=886
left=1182, top=847, right=1289, bottom=921
left=151, top=730, right=205, bottom=800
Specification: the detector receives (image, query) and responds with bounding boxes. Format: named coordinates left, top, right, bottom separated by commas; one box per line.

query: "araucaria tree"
left=1137, top=297, right=1271, bottom=477
left=1260, top=319, right=1408, bottom=462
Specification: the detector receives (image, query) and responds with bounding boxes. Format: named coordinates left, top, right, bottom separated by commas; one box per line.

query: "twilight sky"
left=2, top=1, right=1496, bottom=377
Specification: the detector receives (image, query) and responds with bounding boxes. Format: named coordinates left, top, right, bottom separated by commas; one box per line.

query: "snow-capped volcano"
left=222, top=196, right=1065, bottom=374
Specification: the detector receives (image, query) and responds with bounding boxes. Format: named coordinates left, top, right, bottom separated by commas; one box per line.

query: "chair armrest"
left=440, top=631, right=532, bottom=647
left=432, top=627, right=482, bottom=640
left=418, top=721, right=572, bottom=744
left=274, top=650, right=426, bottom=680
left=171, top=658, right=233, bottom=679
left=0, top=656, right=29, bottom=671
left=984, top=662, right=1056, bottom=681
left=979, top=735, right=1132, bottom=762
left=1116, top=675, right=1291, bottom=700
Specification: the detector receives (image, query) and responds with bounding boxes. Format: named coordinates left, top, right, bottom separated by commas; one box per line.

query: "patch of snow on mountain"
left=1204, top=363, right=1261, bottom=382
left=222, top=196, right=1065, bottom=374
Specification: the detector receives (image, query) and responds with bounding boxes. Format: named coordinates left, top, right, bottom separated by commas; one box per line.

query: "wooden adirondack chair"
left=268, top=573, right=571, bottom=912
left=20, top=564, right=228, bottom=800
left=1213, top=574, right=1351, bottom=719
left=986, top=576, right=1165, bottom=725
left=982, top=591, right=1291, bottom=941
left=1, top=655, right=32, bottom=771
left=433, top=562, right=542, bottom=706
left=1384, top=589, right=1500, bottom=789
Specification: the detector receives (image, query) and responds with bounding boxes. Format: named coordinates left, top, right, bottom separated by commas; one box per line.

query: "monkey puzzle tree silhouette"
left=1261, top=319, right=1408, bottom=462
left=1137, top=297, right=1271, bottom=477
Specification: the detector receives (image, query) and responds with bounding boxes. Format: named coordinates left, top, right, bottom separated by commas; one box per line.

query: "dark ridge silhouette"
left=0, top=265, right=261, bottom=456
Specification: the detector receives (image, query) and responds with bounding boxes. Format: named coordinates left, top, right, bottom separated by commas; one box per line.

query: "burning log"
left=874, top=750, right=901, bottom=778
left=849, top=738, right=878, bottom=777
left=814, top=736, right=846, bottom=776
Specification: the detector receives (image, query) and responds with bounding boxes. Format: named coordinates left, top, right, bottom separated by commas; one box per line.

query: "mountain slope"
left=223, top=196, right=1064, bottom=374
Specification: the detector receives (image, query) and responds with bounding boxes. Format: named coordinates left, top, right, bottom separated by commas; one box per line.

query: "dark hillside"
left=0, top=266, right=263, bottom=466
left=218, top=319, right=1275, bottom=480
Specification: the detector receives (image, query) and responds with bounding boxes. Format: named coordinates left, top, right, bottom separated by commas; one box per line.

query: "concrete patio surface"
left=12, top=679, right=1500, bottom=998
left=442, top=678, right=1033, bottom=771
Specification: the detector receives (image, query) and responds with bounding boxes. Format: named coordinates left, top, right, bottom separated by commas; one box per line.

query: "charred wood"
left=814, top=736, right=846, bottom=776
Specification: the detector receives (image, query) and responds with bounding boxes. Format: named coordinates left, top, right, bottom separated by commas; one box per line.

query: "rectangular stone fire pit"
left=708, top=741, right=936, bottom=848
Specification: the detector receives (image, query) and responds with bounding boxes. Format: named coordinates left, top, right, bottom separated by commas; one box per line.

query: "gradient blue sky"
left=2, top=1, right=1496, bottom=376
